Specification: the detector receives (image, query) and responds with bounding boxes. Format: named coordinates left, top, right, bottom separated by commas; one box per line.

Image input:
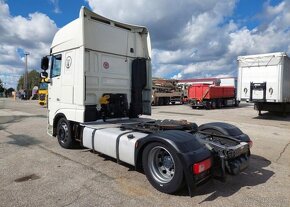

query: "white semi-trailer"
left=41, top=7, right=252, bottom=196
left=237, top=52, right=290, bottom=115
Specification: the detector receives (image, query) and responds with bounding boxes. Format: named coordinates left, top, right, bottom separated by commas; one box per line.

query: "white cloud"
left=2, top=0, right=290, bottom=88
left=171, top=73, right=182, bottom=80
left=0, top=0, right=8, bottom=17
left=86, top=0, right=290, bottom=81
left=50, top=0, right=61, bottom=14
left=0, top=1, right=58, bottom=89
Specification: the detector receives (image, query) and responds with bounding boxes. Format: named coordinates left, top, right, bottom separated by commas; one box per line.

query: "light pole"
left=24, top=52, right=29, bottom=91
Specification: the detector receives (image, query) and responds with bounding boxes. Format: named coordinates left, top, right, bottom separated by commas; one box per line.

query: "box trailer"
left=188, top=84, right=237, bottom=109
left=237, top=52, right=290, bottom=115
left=40, top=7, right=252, bottom=196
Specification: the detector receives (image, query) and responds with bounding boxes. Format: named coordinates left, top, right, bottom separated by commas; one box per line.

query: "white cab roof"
left=51, top=7, right=149, bottom=55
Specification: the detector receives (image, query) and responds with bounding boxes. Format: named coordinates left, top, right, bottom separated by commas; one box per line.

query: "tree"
left=6, top=87, right=15, bottom=94
left=0, top=79, right=4, bottom=93
left=28, top=70, right=40, bottom=90
left=17, top=75, right=24, bottom=90
left=17, top=70, right=40, bottom=90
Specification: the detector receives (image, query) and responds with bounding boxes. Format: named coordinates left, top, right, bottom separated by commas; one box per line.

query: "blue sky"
left=1, top=0, right=290, bottom=89
left=7, top=0, right=89, bottom=27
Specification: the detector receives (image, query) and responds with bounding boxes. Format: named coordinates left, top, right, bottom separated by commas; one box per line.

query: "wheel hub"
left=148, top=146, right=175, bottom=183
left=59, top=122, right=68, bottom=143
left=163, top=156, right=173, bottom=169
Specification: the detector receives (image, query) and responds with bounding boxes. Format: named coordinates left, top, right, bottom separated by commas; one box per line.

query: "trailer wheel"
left=157, top=98, right=162, bottom=106
left=142, top=142, right=184, bottom=194
left=216, top=99, right=222, bottom=108
left=211, top=101, right=216, bottom=109
left=56, top=118, right=75, bottom=149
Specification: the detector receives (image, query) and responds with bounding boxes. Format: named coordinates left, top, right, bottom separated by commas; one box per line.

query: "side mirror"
left=41, top=56, right=49, bottom=70
left=40, top=71, right=48, bottom=79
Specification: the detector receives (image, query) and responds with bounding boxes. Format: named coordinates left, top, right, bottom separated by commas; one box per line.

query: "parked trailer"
left=152, top=79, right=183, bottom=105
left=152, top=88, right=183, bottom=105
left=40, top=7, right=251, bottom=196
left=237, top=52, right=290, bottom=115
left=188, top=84, right=237, bottom=109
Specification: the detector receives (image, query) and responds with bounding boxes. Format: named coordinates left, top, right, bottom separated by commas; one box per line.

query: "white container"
left=237, top=52, right=290, bottom=103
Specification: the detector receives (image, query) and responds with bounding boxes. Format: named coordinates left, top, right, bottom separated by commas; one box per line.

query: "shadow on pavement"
left=7, top=134, right=42, bottom=147
left=253, top=112, right=290, bottom=121
left=193, top=154, right=273, bottom=202
left=90, top=151, right=273, bottom=199
left=0, top=115, right=47, bottom=126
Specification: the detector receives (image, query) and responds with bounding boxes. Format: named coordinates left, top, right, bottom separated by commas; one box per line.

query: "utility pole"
left=24, top=52, right=29, bottom=91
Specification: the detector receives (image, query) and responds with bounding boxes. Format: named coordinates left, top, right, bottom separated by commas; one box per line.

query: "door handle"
left=56, top=98, right=60, bottom=101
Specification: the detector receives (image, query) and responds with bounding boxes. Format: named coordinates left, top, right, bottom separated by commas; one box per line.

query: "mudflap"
left=227, top=154, right=250, bottom=175
left=211, top=154, right=227, bottom=182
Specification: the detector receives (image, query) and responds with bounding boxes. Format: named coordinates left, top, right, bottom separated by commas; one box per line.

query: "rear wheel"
left=142, top=142, right=184, bottom=194
left=216, top=99, right=222, bottom=108
left=211, top=101, right=216, bottom=109
left=56, top=117, right=75, bottom=149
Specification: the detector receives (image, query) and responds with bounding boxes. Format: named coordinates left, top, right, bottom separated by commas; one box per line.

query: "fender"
left=52, top=113, right=67, bottom=136
left=134, top=130, right=211, bottom=196
left=198, top=122, right=251, bottom=143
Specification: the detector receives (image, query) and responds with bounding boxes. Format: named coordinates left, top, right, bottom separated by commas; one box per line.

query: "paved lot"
left=0, top=98, right=290, bottom=207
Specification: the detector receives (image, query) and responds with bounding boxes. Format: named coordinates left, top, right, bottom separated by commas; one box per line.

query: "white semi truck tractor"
left=40, top=7, right=252, bottom=196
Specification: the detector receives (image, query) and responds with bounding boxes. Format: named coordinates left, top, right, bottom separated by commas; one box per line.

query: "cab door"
left=48, top=54, right=62, bottom=125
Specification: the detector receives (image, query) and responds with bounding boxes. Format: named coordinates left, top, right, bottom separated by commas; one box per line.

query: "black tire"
left=205, top=101, right=211, bottom=110
left=142, top=142, right=184, bottom=194
left=158, top=98, right=162, bottom=106
left=166, top=98, right=170, bottom=105
left=56, top=117, right=75, bottom=149
left=234, top=99, right=240, bottom=107
left=211, top=101, right=216, bottom=109
left=216, top=99, right=222, bottom=108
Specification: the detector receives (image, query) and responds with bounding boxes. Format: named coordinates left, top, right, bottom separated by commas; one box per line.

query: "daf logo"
left=65, top=56, right=72, bottom=68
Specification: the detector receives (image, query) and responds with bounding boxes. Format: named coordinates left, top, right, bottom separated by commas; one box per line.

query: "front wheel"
left=142, top=142, right=184, bottom=194
left=56, top=117, right=75, bottom=149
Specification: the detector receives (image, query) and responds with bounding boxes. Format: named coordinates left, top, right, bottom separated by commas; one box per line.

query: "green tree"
left=7, top=87, right=15, bottom=94
left=17, top=70, right=40, bottom=90
left=0, top=79, right=4, bottom=93
left=17, top=75, right=24, bottom=90
left=28, top=70, right=40, bottom=90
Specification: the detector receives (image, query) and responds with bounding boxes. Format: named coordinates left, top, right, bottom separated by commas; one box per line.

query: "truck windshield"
left=39, top=82, right=48, bottom=90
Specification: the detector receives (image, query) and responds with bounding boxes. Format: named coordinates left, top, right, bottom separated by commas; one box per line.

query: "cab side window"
left=51, top=54, right=62, bottom=78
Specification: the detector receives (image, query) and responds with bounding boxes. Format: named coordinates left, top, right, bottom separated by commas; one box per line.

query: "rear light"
left=193, top=158, right=212, bottom=174
left=248, top=140, right=253, bottom=148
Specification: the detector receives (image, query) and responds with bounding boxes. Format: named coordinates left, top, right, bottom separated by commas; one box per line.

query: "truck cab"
left=41, top=7, right=152, bottom=134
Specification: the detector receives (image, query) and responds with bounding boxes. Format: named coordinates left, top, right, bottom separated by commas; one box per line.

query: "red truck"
left=188, top=84, right=238, bottom=109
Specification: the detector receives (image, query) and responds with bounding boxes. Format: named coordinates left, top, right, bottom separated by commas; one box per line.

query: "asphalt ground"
left=0, top=98, right=290, bottom=207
